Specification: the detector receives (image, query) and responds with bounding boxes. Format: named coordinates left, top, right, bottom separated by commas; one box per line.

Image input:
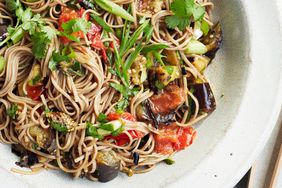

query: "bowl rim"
left=169, top=0, right=282, bottom=187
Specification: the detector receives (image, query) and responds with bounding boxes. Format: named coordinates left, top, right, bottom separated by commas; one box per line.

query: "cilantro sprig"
left=3, top=0, right=56, bottom=59
left=59, top=18, right=91, bottom=42
left=165, top=0, right=205, bottom=31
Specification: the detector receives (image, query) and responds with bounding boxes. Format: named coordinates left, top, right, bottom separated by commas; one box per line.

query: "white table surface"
left=250, top=1, right=282, bottom=187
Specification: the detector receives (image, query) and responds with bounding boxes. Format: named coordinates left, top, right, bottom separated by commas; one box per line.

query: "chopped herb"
left=165, top=0, right=205, bottom=31
left=1, top=1, right=56, bottom=59
left=68, top=61, right=85, bottom=76
left=164, top=66, right=174, bottom=75
left=116, top=99, right=129, bottom=111
left=49, top=121, right=68, bottom=133
left=86, top=122, right=104, bottom=140
left=155, top=80, right=165, bottom=90
left=60, top=18, right=91, bottom=42
left=97, top=113, right=108, bottom=123
left=7, top=104, right=18, bottom=120
left=32, top=143, right=39, bottom=150
left=164, top=158, right=175, bottom=165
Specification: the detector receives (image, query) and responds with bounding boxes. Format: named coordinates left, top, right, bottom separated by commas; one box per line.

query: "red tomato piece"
left=149, top=85, right=185, bottom=114
left=26, top=84, right=45, bottom=101
left=107, top=112, right=136, bottom=122
left=59, top=7, right=87, bottom=44
left=105, top=130, right=144, bottom=146
left=154, top=124, right=196, bottom=155
left=87, top=23, right=108, bottom=61
left=105, top=112, right=143, bottom=146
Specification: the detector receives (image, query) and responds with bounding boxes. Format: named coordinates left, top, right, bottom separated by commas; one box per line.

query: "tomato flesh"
left=154, top=124, right=196, bottom=155
left=26, top=84, right=45, bottom=101
left=59, top=7, right=107, bottom=61
left=149, top=85, right=185, bottom=114
left=59, top=7, right=86, bottom=44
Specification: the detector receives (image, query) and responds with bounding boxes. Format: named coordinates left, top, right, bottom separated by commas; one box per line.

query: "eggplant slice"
left=190, top=83, right=216, bottom=113
left=201, top=23, right=222, bottom=61
left=12, top=144, right=39, bottom=168
left=95, top=151, right=120, bottom=183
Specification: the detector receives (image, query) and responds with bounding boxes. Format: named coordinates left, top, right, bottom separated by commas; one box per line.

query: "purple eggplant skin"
left=11, top=144, right=39, bottom=168
left=192, top=83, right=216, bottom=113
left=96, top=151, right=120, bottom=183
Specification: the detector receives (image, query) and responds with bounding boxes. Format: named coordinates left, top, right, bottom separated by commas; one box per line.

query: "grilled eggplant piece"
left=201, top=23, right=222, bottom=60
left=137, top=0, right=163, bottom=15
left=191, top=83, right=216, bottom=113
left=12, top=144, right=39, bottom=168
left=148, top=65, right=180, bottom=92
left=138, top=85, right=185, bottom=128
left=95, top=151, right=120, bottom=182
left=29, top=125, right=56, bottom=153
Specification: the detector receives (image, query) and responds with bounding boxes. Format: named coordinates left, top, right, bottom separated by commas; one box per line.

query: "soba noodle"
left=0, top=0, right=221, bottom=182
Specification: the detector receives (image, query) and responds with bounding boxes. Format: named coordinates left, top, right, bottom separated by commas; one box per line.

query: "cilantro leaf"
left=6, top=0, right=21, bottom=12
left=1, top=2, right=55, bottom=60
left=60, top=18, right=91, bottom=42
left=48, top=52, right=70, bottom=71
left=97, top=113, right=108, bottom=123
left=165, top=0, right=206, bottom=30
left=31, top=32, right=50, bottom=59
left=21, top=8, right=33, bottom=23
left=193, top=5, right=205, bottom=21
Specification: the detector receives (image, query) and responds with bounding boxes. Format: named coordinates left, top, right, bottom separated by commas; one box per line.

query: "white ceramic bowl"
left=0, top=0, right=281, bottom=187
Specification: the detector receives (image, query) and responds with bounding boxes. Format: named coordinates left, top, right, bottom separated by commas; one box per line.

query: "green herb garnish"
left=165, top=0, right=205, bottom=31
left=49, top=121, right=68, bottom=133
left=59, top=18, right=91, bottom=42
left=97, top=113, right=108, bottom=123
left=7, top=104, right=18, bottom=120
left=164, top=158, right=175, bottom=165
left=2, top=1, right=56, bottom=59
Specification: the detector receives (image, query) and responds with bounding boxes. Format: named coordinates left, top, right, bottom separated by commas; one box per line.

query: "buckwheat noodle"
left=0, top=0, right=219, bottom=182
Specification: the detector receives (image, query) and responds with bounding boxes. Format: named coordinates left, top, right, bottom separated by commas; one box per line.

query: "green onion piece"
left=164, top=158, right=175, bottom=165
left=97, top=128, right=112, bottom=137
left=142, top=44, right=168, bottom=54
left=10, top=27, right=24, bottom=44
left=91, top=14, right=113, bottom=33
left=94, top=0, right=134, bottom=22
left=0, top=56, right=6, bottom=72
left=185, top=39, right=207, bottom=54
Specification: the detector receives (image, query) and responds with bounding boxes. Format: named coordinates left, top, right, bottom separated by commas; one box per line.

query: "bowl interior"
left=0, top=0, right=250, bottom=187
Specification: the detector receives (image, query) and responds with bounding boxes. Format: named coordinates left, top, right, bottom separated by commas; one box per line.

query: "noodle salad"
left=0, top=0, right=222, bottom=182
